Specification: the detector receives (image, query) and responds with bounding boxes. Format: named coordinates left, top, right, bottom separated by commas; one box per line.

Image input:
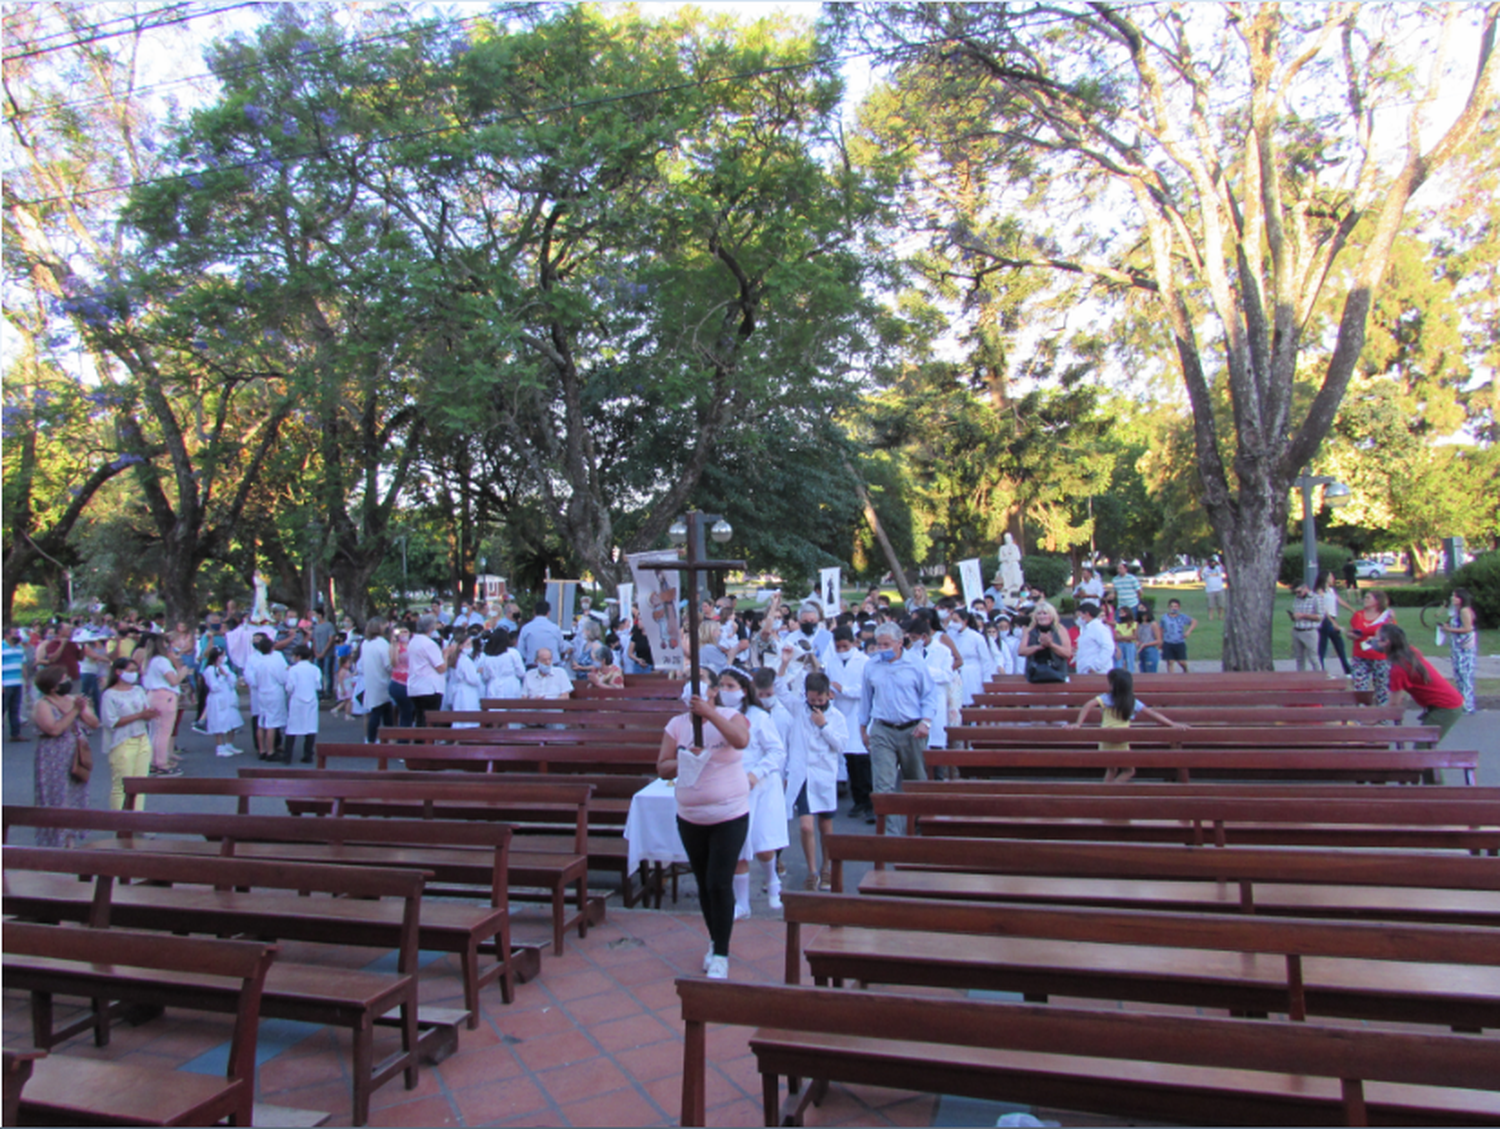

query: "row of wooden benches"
left=677, top=781, right=1500, bottom=1126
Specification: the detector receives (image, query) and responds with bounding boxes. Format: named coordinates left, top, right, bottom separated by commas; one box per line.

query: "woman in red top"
left=1345, top=590, right=1395, bottom=706
left=1375, top=624, right=1465, bottom=740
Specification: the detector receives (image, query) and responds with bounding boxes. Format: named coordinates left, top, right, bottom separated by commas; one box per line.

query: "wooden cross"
left=676, top=511, right=744, bottom=746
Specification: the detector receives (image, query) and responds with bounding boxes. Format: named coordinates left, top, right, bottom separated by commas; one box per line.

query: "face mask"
left=875, top=648, right=897, bottom=663
left=800, top=622, right=817, bottom=636
left=119, top=671, right=139, bottom=685
left=757, top=694, right=776, bottom=708
left=718, top=689, right=744, bottom=708
left=538, top=663, right=552, bottom=674
left=805, top=697, right=827, bottom=712
left=55, top=681, right=73, bottom=696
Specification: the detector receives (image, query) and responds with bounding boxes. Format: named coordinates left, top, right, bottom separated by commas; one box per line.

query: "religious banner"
left=544, top=580, right=580, bottom=634
left=627, top=550, right=683, bottom=671
left=958, top=558, right=985, bottom=611
left=818, top=566, right=842, bottom=617
left=616, top=584, right=634, bottom=632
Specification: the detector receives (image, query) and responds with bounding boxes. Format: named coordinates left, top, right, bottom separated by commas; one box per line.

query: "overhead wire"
left=3, top=1, right=266, bottom=63
left=2, top=1, right=199, bottom=55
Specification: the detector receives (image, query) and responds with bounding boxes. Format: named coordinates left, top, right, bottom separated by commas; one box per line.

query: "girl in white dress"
left=246, top=633, right=289, bottom=762
left=448, top=636, right=483, bottom=726
left=201, top=647, right=244, bottom=757
left=723, top=668, right=789, bottom=915
left=477, top=629, right=525, bottom=702
left=284, top=643, right=322, bottom=764
left=947, top=610, right=993, bottom=706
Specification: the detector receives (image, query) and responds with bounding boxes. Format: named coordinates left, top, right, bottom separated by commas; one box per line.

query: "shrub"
left=1055, top=596, right=1077, bottom=615
left=1383, top=586, right=1446, bottom=610
left=1279, top=541, right=1352, bottom=588
left=1446, top=551, right=1500, bottom=628
left=1023, top=553, right=1072, bottom=599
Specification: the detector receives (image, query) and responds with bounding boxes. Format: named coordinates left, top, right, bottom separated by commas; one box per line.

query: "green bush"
left=1446, top=551, right=1500, bottom=628
left=1383, top=586, right=1446, bottom=610
left=1055, top=596, right=1077, bottom=615
left=1279, top=541, right=1352, bottom=588
left=1023, top=553, right=1072, bottom=599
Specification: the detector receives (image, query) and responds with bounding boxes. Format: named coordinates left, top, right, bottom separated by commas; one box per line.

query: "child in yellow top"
left=1072, top=668, right=1185, bottom=783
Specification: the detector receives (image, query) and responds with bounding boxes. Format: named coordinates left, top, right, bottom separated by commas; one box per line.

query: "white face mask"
left=537, top=662, right=552, bottom=674
left=119, top=671, right=139, bottom=684
left=718, top=688, right=744, bottom=708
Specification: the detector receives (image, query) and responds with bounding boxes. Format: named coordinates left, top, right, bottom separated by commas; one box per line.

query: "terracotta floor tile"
left=492, top=1107, right=568, bottom=1127
left=367, top=1093, right=459, bottom=1127
left=562, top=987, right=643, bottom=1027
left=435, top=1041, right=525, bottom=1091
left=632, top=978, right=687, bottom=1011
left=495, top=1004, right=577, bottom=1039
left=645, top=1063, right=741, bottom=1111
left=611, top=1037, right=686, bottom=1084
left=510, top=1028, right=600, bottom=1072
left=589, top=1011, right=678, bottom=1055
left=879, top=1094, right=940, bottom=1125
left=547, top=968, right=617, bottom=1002
left=535, top=1054, right=632, bottom=1105
left=607, top=954, right=678, bottom=988
left=557, top=1086, right=667, bottom=1128
left=257, top=1045, right=349, bottom=1092
left=707, top=1095, right=769, bottom=1127
left=368, top=1065, right=445, bottom=1110
left=450, top=1075, right=551, bottom=1124
left=259, top=1079, right=353, bottom=1124
left=716, top=1051, right=765, bottom=1097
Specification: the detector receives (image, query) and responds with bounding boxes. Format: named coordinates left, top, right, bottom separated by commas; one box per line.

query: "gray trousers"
left=867, top=719, right=929, bottom=835
left=1292, top=629, right=1319, bottom=671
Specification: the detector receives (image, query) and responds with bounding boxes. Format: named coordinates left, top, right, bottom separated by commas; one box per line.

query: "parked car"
left=1145, top=564, right=1200, bottom=585
left=1351, top=559, right=1386, bottom=579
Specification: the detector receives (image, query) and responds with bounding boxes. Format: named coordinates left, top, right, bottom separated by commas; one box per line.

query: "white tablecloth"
left=624, top=778, right=689, bottom=873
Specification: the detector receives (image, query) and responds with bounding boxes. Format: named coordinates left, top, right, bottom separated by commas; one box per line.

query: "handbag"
left=70, top=729, right=93, bottom=784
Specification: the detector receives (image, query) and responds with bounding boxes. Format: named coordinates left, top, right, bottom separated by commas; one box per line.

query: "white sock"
left=764, top=859, right=782, bottom=903
left=732, top=872, right=750, bottom=916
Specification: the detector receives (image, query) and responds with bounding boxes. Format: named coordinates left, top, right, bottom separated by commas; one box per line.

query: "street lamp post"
left=1293, top=471, right=1352, bottom=589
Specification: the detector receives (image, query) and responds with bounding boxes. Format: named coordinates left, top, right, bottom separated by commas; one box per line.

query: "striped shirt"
left=1, top=642, right=24, bottom=687
left=1111, top=572, right=1142, bottom=610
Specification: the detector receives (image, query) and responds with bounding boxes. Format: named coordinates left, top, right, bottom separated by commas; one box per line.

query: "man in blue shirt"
left=517, top=601, right=569, bottom=676
left=858, top=620, right=943, bottom=834
left=3, top=626, right=27, bottom=741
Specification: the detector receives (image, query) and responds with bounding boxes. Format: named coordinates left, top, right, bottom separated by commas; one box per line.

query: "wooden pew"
left=2, top=1050, right=43, bottom=1128
left=5, top=922, right=275, bottom=1128
left=961, top=704, right=1407, bottom=726
left=983, top=672, right=1337, bottom=691
left=374, top=726, right=658, bottom=746
left=973, top=689, right=1366, bottom=708
left=676, top=979, right=1500, bottom=1128
left=825, top=834, right=1500, bottom=926
left=946, top=723, right=1443, bottom=748
left=3, top=846, right=435, bottom=1125
left=782, top=891, right=1500, bottom=1030
left=317, top=740, right=662, bottom=775
left=480, top=696, right=680, bottom=712
left=4, top=803, right=525, bottom=1025
left=924, top=745, right=1478, bottom=784
left=238, top=767, right=663, bottom=906
left=120, top=775, right=595, bottom=954
left=426, top=709, right=670, bottom=729
left=870, top=791, right=1500, bottom=852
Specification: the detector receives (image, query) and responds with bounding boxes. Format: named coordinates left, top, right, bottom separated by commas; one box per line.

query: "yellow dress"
left=1096, top=694, right=1137, bottom=754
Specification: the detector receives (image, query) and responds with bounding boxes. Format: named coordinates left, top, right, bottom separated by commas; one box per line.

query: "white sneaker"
left=215, top=745, right=237, bottom=757
left=768, top=886, right=783, bottom=912
left=226, top=744, right=245, bottom=755
left=734, top=904, right=752, bottom=921
left=703, top=946, right=714, bottom=973
left=706, top=955, right=729, bottom=980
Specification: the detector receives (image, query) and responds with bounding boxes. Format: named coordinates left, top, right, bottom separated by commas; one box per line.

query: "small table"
left=624, top=778, right=690, bottom=909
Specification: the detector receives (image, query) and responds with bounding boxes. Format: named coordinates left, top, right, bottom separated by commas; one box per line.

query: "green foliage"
left=1447, top=553, right=1500, bottom=629
left=1023, top=553, right=1071, bottom=599
left=1279, top=542, right=1352, bottom=588
left=1383, top=586, right=1446, bottom=610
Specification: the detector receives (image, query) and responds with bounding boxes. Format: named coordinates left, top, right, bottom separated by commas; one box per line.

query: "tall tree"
left=848, top=2, right=1499, bottom=668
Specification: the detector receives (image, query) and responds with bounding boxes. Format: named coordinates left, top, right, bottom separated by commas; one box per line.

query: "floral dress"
left=1449, top=609, right=1477, bottom=713
left=35, top=703, right=90, bottom=847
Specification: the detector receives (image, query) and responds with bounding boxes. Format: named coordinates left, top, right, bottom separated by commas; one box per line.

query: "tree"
left=847, top=2, right=1499, bottom=668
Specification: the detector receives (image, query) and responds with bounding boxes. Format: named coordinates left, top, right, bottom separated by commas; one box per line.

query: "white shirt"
left=360, top=636, right=392, bottom=708
left=1075, top=617, right=1116, bottom=674
left=406, top=634, right=446, bottom=697
left=823, top=647, right=869, bottom=753
left=522, top=667, right=573, bottom=699
left=1076, top=575, right=1105, bottom=600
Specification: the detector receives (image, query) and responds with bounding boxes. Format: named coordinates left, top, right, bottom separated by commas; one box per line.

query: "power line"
left=3, top=2, right=197, bottom=55
left=3, top=2, right=265, bottom=63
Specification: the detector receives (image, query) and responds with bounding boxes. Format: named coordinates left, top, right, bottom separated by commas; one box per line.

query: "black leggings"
left=411, top=692, right=441, bottom=728
left=365, top=701, right=391, bottom=743
left=676, top=813, right=749, bottom=958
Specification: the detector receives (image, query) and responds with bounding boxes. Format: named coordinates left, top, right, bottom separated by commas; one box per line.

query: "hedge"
left=1280, top=541, right=1353, bottom=588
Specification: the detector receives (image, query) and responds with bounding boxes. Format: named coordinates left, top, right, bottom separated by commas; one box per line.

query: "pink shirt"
left=667, top=708, right=749, bottom=826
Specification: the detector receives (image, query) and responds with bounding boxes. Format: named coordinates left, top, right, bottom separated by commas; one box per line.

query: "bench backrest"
left=675, top=979, right=1498, bottom=1127
left=237, top=767, right=655, bottom=802
left=945, top=723, right=1441, bottom=747
left=960, top=705, right=1407, bottom=726
left=903, top=781, right=1500, bottom=799
left=426, top=711, right=670, bottom=729
left=317, top=741, right=661, bottom=774
left=4, top=921, right=275, bottom=1090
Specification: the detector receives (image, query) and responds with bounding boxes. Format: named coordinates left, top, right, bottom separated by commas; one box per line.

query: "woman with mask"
left=200, top=646, right=244, bottom=758
left=658, top=670, right=751, bottom=979
left=32, top=664, right=100, bottom=844
left=101, top=656, right=157, bottom=809
left=137, top=632, right=186, bottom=774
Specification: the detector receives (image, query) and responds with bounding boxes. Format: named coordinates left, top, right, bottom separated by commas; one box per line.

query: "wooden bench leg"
left=461, top=943, right=482, bottom=1030
left=351, top=1017, right=374, bottom=1127
left=553, top=882, right=567, bottom=955
left=762, top=1070, right=779, bottom=1126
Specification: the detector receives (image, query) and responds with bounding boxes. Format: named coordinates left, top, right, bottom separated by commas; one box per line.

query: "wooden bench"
left=2, top=845, right=444, bottom=1125
left=120, top=775, right=595, bottom=954
left=870, top=790, right=1500, bottom=852
left=481, top=696, right=680, bottom=712
left=2, top=1050, right=43, bottom=1128
left=677, top=979, right=1500, bottom=1127
left=238, top=767, right=664, bottom=907
left=4, top=803, right=527, bottom=1020
left=983, top=672, right=1337, bottom=690
left=783, top=891, right=1500, bottom=1030
left=924, top=745, right=1478, bottom=784
left=373, top=726, right=659, bottom=746
left=973, top=688, right=1367, bottom=708
left=946, top=723, right=1443, bottom=748
left=826, top=834, right=1500, bottom=926
left=428, top=708, right=671, bottom=729
left=961, top=704, right=1407, bottom=726
left=317, top=740, right=662, bottom=775
left=3, top=919, right=275, bottom=1127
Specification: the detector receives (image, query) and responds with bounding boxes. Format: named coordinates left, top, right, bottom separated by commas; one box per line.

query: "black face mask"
left=800, top=622, right=817, bottom=636
left=55, top=681, right=73, bottom=696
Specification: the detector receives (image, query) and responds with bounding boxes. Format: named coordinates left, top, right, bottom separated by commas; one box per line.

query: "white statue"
left=998, top=533, right=1025, bottom=596
left=250, top=570, right=272, bottom=624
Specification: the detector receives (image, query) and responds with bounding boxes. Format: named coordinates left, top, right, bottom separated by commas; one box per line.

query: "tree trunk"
left=1216, top=484, right=1289, bottom=672
left=329, top=551, right=383, bottom=628
left=844, top=458, right=911, bottom=603
left=158, top=534, right=200, bottom=629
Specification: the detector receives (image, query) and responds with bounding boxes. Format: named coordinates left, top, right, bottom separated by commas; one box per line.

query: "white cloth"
left=477, top=650, right=525, bottom=701
left=202, top=664, right=243, bottom=734
left=742, top=707, right=790, bottom=858
left=775, top=679, right=848, bottom=816
left=919, top=640, right=957, bottom=749
left=823, top=647, right=868, bottom=753
left=1076, top=618, right=1116, bottom=674
left=284, top=660, right=321, bottom=736
left=448, top=653, right=482, bottom=723
left=360, top=636, right=392, bottom=709
left=624, top=779, right=689, bottom=872
left=522, top=667, right=573, bottom=699
left=406, top=634, right=446, bottom=697
left=247, top=650, right=289, bottom=728
left=948, top=626, right=991, bottom=706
